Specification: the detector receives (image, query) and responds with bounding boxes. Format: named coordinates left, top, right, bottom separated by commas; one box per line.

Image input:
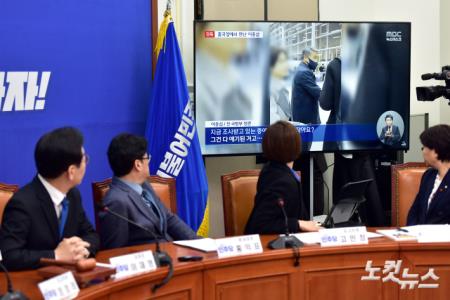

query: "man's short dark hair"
left=385, top=114, right=394, bottom=121
left=108, top=133, right=148, bottom=177
left=35, top=127, right=84, bottom=179
left=262, top=121, right=301, bottom=163
left=420, top=124, right=450, bottom=162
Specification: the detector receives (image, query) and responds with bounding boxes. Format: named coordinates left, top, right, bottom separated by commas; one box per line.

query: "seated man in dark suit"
left=0, top=127, right=99, bottom=270
left=99, top=133, right=198, bottom=249
left=407, top=124, right=450, bottom=225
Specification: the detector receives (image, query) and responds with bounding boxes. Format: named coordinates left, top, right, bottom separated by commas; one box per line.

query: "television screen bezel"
left=193, top=20, right=411, bottom=157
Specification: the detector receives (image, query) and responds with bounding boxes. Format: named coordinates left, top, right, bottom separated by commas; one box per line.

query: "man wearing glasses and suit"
left=99, top=133, right=198, bottom=249
left=0, top=127, right=99, bottom=270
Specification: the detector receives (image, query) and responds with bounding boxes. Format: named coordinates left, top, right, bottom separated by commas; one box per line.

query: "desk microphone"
left=268, top=198, right=303, bottom=250
left=97, top=203, right=173, bottom=293
left=0, top=261, right=28, bottom=300
left=279, top=199, right=290, bottom=237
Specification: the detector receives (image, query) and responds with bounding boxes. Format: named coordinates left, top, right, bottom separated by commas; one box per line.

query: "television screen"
left=194, top=21, right=411, bottom=156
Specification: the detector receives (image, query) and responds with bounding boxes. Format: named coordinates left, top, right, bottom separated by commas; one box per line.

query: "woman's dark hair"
left=420, top=124, right=450, bottom=162
left=262, top=121, right=301, bottom=163
left=35, top=127, right=84, bottom=179
left=270, top=48, right=288, bottom=69
left=107, top=133, right=148, bottom=177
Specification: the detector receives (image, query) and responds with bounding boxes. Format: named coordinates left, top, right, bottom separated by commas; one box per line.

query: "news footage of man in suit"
left=379, top=114, right=401, bottom=146
left=291, top=47, right=321, bottom=126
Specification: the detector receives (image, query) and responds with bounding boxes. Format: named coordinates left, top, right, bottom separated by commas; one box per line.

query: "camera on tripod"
left=416, top=65, right=450, bottom=105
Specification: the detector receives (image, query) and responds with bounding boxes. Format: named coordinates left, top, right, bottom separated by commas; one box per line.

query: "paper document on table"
left=376, top=229, right=418, bottom=241
left=292, top=232, right=321, bottom=244
left=402, top=224, right=450, bottom=243
left=174, top=238, right=217, bottom=252
left=366, top=232, right=383, bottom=239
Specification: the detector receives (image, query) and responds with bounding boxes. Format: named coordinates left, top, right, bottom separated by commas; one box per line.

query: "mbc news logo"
left=386, top=31, right=402, bottom=42
left=0, top=72, right=50, bottom=112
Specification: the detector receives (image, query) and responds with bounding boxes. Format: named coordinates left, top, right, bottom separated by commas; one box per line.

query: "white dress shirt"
left=38, top=174, right=66, bottom=219
left=427, top=174, right=442, bottom=209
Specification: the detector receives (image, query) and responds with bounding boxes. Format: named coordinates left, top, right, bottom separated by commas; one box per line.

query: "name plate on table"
left=319, top=226, right=368, bottom=247
left=215, top=234, right=263, bottom=258
left=109, top=250, right=157, bottom=279
left=38, top=271, right=79, bottom=300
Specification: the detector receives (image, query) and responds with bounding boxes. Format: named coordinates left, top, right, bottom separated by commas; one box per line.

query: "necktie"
left=141, top=189, right=163, bottom=232
left=59, top=198, right=69, bottom=239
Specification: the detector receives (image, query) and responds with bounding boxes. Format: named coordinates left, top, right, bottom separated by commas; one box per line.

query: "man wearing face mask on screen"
left=291, top=47, right=321, bottom=125
left=291, top=47, right=326, bottom=216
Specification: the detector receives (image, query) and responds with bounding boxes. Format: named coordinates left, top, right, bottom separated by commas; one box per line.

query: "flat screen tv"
left=194, top=21, right=411, bottom=156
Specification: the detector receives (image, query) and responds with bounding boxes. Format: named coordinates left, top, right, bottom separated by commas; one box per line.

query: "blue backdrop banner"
left=0, top=0, right=153, bottom=225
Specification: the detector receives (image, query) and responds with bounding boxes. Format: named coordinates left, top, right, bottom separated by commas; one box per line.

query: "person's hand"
left=55, top=236, right=90, bottom=260
left=72, top=242, right=91, bottom=260
left=299, top=220, right=322, bottom=232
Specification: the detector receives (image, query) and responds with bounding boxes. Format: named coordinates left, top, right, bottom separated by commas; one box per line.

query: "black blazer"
left=0, top=177, right=99, bottom=270
left=244, top=161, right=308, bottom=234
left=319, top=57, right=341, bottom=125
left=379, top=125, right=401, bottom=146
left=407, top=168, right=450, bottom=225
left=291, top=63, right=321, bottom=124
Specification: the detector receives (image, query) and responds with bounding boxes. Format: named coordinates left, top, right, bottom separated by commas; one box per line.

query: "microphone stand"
left=101, top=205, right=173, bottom=293
left=268, top=199, right=304, bottom=250
left=268, top=230, right=304, bottom=249
left=0, top=262, right=28, bottom=300
left=268, top=199, right=303, bottom=266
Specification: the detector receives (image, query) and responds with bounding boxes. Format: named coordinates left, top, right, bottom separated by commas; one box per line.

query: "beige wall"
left=320, top=0, right=442, bottom=126
left=203, top=0, right=319, bottom=21
left=440, top=0, right=450, bottom=124
left=158, top=0, right=195, bottom=85
left=203, top=0, right=264, bottom=20
left=268, top=0, right=318, bottom=21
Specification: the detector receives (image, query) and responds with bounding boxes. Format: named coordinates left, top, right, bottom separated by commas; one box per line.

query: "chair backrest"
left=0, top=182, right=19, bottom=224
left=221, top=170, right=260, bottom=236
left=91, top=176, right=177, bottom=230
left=391, top=162, right=428, bottom=227
left=148, top=176, right=177, bottom=213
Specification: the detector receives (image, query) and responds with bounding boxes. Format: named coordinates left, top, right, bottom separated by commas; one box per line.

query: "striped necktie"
left=141, top=189, right=163, bottom=232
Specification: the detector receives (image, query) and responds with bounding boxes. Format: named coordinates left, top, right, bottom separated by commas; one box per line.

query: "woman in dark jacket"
left=407, top=124, right=450, bottom=225
left=245, top=121, right=321, bottom=234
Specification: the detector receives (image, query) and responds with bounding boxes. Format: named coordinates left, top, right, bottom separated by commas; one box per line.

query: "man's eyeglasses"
left=140, top=154, right=151, bottom=161
left=83, top=153, right=90, bottom=164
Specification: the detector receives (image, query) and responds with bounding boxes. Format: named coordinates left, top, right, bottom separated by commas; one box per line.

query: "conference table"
left=2, top=234, right=450, bottom=299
